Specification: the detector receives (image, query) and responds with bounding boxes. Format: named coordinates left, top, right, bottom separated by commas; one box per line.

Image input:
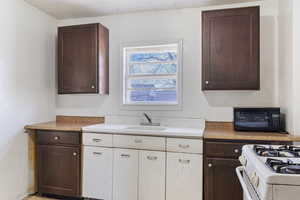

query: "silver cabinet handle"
left=121, top=154, right=130, bottom=158
left=147, top=156, right=158, bottom=161
left=134, top=139, right=142, bottom=143
left=92, top=138, right=102, bottom=143
left=91, top=85, right=95, bottom=89
left=179, top=159, right=190, bottom=164
left=208, top=163, right=212, bottom=168
left=234, top=149, right=240, bottom=153
left=179, top=144, right=190, bottom=149
left=54, top=136, right=59, bottom=140
left=205, top=81, right=209, bottom=85
left=73, top=152, right=77, bottom=156
left=93, top=152, right=102, bottom=156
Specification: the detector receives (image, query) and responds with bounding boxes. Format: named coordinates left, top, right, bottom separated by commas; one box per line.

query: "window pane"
left=129, top=90, right=177, bottom=102
left=129, top=63, right=177, bottom=75
left=129, top=52, right=177, bottom=62
left=129, top=79, right=176, bottom=89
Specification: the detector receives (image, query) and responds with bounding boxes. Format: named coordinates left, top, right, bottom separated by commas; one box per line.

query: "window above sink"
left=121, top=40, right=183, bottom=110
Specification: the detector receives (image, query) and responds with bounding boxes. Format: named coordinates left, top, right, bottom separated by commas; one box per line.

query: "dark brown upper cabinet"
left=202, top=6, right=260, bottom=90
left=58, top=23, right=109, bottom=94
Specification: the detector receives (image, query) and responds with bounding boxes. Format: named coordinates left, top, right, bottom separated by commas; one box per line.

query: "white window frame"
left=121, top=40, right=183, bottom=110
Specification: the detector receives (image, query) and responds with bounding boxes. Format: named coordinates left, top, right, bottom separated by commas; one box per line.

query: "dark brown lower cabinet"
left=204, top=158, right=242, bottom=200
left=37, top=131, right=81, bottom=197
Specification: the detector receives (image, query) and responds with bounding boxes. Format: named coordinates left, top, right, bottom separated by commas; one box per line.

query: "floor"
left=25, top=195, right=81, bottom=200
left=25, top=196, right=56, bottom=200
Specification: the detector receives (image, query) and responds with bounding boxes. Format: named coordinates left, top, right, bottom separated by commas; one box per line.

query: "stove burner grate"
left=253, top=145, right=300, bottom=158
left=266, top=158, right=300, bottom=174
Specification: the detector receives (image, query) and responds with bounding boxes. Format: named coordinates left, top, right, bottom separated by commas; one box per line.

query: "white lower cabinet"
left=83, top=133, right=203, bottom=200
left=113, top=149, right=139, bottom=200
left=166, top=152, right=203, bottom=200
left=139, top=151, right=166, bottom=200
left=82, top=146, right=113, bottom=200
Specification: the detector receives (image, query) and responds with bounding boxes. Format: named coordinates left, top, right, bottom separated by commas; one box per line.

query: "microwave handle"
left=236, top=166, right=254, bottom=200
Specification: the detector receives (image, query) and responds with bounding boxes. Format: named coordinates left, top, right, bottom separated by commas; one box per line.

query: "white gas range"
left=237, top=145, right=300, bottom=200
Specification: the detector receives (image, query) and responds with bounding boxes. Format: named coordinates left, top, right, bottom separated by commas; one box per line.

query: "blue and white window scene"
left=123, top=42, right=181, bottom=105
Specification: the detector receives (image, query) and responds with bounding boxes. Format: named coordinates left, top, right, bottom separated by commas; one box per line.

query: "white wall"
left=277, top=0, right=294, bottom=133
left=292, top=0, right=300, bottom=135
left=0, top=0, right=56, bottom=199
left=56, top=0, right=278, bottom=122
left=277, top=0, right=300, bottom=135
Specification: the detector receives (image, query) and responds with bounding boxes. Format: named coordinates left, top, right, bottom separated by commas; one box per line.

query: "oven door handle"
left=236, top=166, right=254, bottom=200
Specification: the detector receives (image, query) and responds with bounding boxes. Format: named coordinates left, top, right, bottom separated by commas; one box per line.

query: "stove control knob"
left=239, top=155, right=247, bottom=166
left=250, top=172, right=259, bottom=188
left=253, top=174, right=260, bottom=188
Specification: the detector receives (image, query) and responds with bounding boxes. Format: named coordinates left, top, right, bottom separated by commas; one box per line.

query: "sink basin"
left=125, top=126, right=166, bottom=131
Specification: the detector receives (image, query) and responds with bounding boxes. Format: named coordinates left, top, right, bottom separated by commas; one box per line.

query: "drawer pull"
left=134, top=139, right=143, bottom=143
left=92, top=138, right=102, bottom=142
left=54, top=136, right=59, bottom=140
left=147, top=156, right=158, bottom=161
left=121, top=154, right=131, bottom=158
left=234, top=149, right=240, bottom=153
left=178, top=144, right=190, bottom=149
left=179, top=159, right=190, bottom=164
left=93, top=152, right=102, bottom=156
left=208, top=163, right=212, bottom=168
left=73, top=152, right=77, bottom=156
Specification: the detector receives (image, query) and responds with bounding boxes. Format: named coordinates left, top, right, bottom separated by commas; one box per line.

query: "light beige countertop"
left=204, top=122, right=299, bottom=142
left=25, top=116, right=105, bottom=132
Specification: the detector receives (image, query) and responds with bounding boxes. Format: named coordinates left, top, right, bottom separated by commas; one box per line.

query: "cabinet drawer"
left=167, top=138, right=203, bottom=154
left=205, top=142, right=243, bottom=158
left=37, top=131, right=80, bottom=145
left=113, top=135, right=166, bottom=151
left=83, top=133, right=113, bottom=147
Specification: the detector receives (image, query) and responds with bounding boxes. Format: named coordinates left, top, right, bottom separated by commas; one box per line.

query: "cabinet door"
left=202, top=6, right=260, bottom=90
left=38, top=145, right=80, bottom=197
left=139, top=151, right=165, bottom=200
left=113, top=149, right=138, bottom=200
left=166, top=153, right=203, bottom=200
left=204, top=158, right=242, bottom=200
left=58, top=24, right=98, bottom=94
left=82, top=146, right=113, bottom=200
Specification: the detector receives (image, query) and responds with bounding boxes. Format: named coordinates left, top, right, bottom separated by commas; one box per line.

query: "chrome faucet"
left=140, top=113, right=160, bottom=126
left=143, top=113, right=152, bottom=124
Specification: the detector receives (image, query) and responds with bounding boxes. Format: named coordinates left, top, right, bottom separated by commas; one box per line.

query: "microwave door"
left=235, top=111, right=270, bottom=131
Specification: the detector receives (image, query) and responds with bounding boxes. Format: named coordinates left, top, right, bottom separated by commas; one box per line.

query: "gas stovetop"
left=266, top=158, right=300, bottom=174
left=253, top=145, right=300, bottom=174
left=254, top=145, right=300, bottom=158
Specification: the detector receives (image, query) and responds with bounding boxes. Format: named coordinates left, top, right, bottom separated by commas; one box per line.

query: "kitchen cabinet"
left=58, top=23, right=109, bottom=94
left=166, top=152, right=203, bottom=200
left=139, top=151, right=166, bottom=200
left=82, top=132, right=203, bottom=200
left=204, top=139, right=292, bottom=200
left=202, top=6, right=260, bottom=90
left=113, top=149, right=139, bottom=200
left=82, top=146, right=113, bottom=200
left=204, top=157, right=242, bottom=200
left=37, top=131, right=80, bottom=197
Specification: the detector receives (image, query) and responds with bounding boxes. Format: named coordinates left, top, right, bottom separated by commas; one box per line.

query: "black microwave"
left=234, top=107, right=284, bottom=132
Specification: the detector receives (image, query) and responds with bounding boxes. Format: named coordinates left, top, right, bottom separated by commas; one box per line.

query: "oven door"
left=236, top=167, right=261, bottom=200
